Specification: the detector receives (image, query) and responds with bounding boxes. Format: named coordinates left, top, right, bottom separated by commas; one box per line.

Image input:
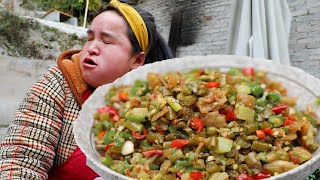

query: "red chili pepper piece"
left=176, top=172, right=182, bottom=178
left=282, top=115, right=295, bottom=127
left=132, top=129, right=147, bottom=139
left=118, top=91, right=129, bottom=102
left=219, top=107, right=237, bottom=121
left=262, top=127, right=273, bottom=135
left=98, top=105, right=118, bottom=115
left=190, top=172, right=203, bottom=180
left=189, top=118, right=205, bottom=133
left=236, top=173, right=255, bottom=180
left=97, top=130, right=107, bottom=140
left=104, top=143, right=113, bottom=152
left=142, top=150, right=164, bottom=157
left=97, top=105, right=121, bottom=121
left=272, top=104, right=288, bottom=115
left=150, top=93, right=157, bottom=100
left=203, top=81, right=220, bottom=88
left=253, top=171, right=271, bottom=179
left=242, top=67, right=255, bottom=77
left=286, top=115, right=295, bottom=121
left=256, top=130, right=266, bottom=139
left=225, top=110, right=237, bottom=121
left=282, top=119, right=294, bottom=127
left=171, top=139, right=190, bottom=149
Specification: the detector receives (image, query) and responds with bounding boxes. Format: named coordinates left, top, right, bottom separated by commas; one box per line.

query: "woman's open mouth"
left=83, top=57, right=97, bottom=67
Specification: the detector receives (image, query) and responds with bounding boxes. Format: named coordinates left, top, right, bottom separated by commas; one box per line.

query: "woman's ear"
left=131, top=52, right=145, bottom=69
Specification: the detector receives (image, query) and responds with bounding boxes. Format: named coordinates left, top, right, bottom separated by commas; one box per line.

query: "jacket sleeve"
left=0, top=67, right=66, bottom=179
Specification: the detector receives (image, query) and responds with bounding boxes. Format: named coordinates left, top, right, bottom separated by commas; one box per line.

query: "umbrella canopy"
left=227, top=0, right=291, bottom=65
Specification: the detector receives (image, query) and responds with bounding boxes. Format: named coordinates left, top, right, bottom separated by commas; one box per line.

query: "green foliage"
left=0, top=10, right=43, bottom=58
left=32, top=0, right=105, bottom=25
left=306, top=168, right=320, bottom=180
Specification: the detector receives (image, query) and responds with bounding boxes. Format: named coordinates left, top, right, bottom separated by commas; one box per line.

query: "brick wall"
left=137, top=0, right=320, bottom=78
left=288, top=0, right=320, bottom=78
left=138, top=0, right=232, bottom=57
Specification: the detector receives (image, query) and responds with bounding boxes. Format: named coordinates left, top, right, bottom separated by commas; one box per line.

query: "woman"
left=0, top=0, right=173, bottom=179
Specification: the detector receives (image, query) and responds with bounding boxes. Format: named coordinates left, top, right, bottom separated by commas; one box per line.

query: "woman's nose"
left=87, top=40, right=100, bottom=55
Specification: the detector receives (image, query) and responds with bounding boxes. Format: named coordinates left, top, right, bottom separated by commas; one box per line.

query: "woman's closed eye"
left=102, top=40, right=112, bottom=44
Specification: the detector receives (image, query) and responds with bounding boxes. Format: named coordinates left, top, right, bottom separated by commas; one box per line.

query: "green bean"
left=101, top=154, right=114, bottom=167
left=244, top=152, right=262, bottom=169
left=206, top=162, right=222, bottom=173
left=259, top=121, right=272, bottom=129
left=266, top=151, right=278, bottom=163
left=256, top=98, right=267, bottom=107
left=226, top=149, right=236, bottom=158
left=99, top=112, right=111, bottom=121
left=173, top=121, right=187, bottom=130
left=193, top=159, right=206, bottom=170
left=227, top=170, right=240, bottom=178
left=183, top=127, right=195, bottom=136
left=235, top=137, right=251, bottom=148
left=164, top=133, right=178, bottom=141
left=141, top=139, right=151, bottom=147
left=109, top=145, right=122, bottom=154
left=167, top=101, right=183, bottom=112
left=238, top=164, right=252, bottom=175
left=93, top=112, right=99, bottom=120
left=276, top=149, right=289, bottom=161
left=149, top=163, right=160, bottom=170
left=124, top=121, right=143, bottom=132
left=165, top=106, right=177, bottom=120
left=102, top=121, right=112, bottom=131
left=257, top=152, right=267, bottom=163
left=181, top=85, right=192, bottom=96
left=146, top=132, right=164, bottom=144
left=250, top=140, right=271, bottom=152
left=243, top=122, right=257, bottom=135
left=161, top=142, right=170, bottom=149
left=168, top=149, right=184, bottom=162
left=160, top=160, right=172, bottom=174
left=93, top=121, right=103, bottom=136
left=180, top=95, right=198, bottom=106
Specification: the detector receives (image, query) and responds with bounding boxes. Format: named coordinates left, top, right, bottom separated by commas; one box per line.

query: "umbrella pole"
left=83, top=0, right=90, bottom=28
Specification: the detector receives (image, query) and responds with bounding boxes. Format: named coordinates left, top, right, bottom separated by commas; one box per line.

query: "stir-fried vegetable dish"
left=92, top=67, right=319, bottom=180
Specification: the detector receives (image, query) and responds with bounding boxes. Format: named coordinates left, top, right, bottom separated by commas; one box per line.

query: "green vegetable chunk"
left=215, top=137, right=233, bottom=154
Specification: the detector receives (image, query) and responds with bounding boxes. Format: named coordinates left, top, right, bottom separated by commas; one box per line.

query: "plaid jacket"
left=0, top=51, right=85, bottom=179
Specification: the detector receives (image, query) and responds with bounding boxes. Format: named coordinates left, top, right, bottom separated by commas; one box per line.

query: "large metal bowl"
left=74, top=55, right=320, bottom=180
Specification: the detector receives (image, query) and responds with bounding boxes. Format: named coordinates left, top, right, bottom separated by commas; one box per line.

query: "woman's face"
left=80, top=10, right=144, bottom=88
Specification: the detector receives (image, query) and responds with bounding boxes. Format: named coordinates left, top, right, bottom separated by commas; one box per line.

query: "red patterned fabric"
left=0, top=52, right=98, bottom=179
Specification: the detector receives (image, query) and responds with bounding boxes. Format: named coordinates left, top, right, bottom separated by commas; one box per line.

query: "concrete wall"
left=0, top=55, right=55, bottom=142
left=138, top=0, right=320, bottom=79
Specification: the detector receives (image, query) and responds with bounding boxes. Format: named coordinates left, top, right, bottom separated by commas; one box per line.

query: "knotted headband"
left=108, top=0, right=149, bottom=52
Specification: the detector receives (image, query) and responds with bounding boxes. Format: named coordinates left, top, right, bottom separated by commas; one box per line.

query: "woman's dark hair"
left=97, top=6, right=174, bottom=64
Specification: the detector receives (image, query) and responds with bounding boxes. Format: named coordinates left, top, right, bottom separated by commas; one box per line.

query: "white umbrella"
left=227, top=0, right=292, bottom=65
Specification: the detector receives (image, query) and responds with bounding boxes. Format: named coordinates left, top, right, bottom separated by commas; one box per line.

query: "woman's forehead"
left=91, top=10, right=127, bottom=31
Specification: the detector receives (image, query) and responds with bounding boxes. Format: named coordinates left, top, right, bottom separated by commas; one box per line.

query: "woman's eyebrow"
left=86, top=30, right=119, bottom=40
left=101, top=31, right=118, bottom=40
left=87, top=29, right=93, bottom=35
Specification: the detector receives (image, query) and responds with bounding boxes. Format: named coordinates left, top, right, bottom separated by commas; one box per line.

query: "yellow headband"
left=108, top=0, right=149, bottom=52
